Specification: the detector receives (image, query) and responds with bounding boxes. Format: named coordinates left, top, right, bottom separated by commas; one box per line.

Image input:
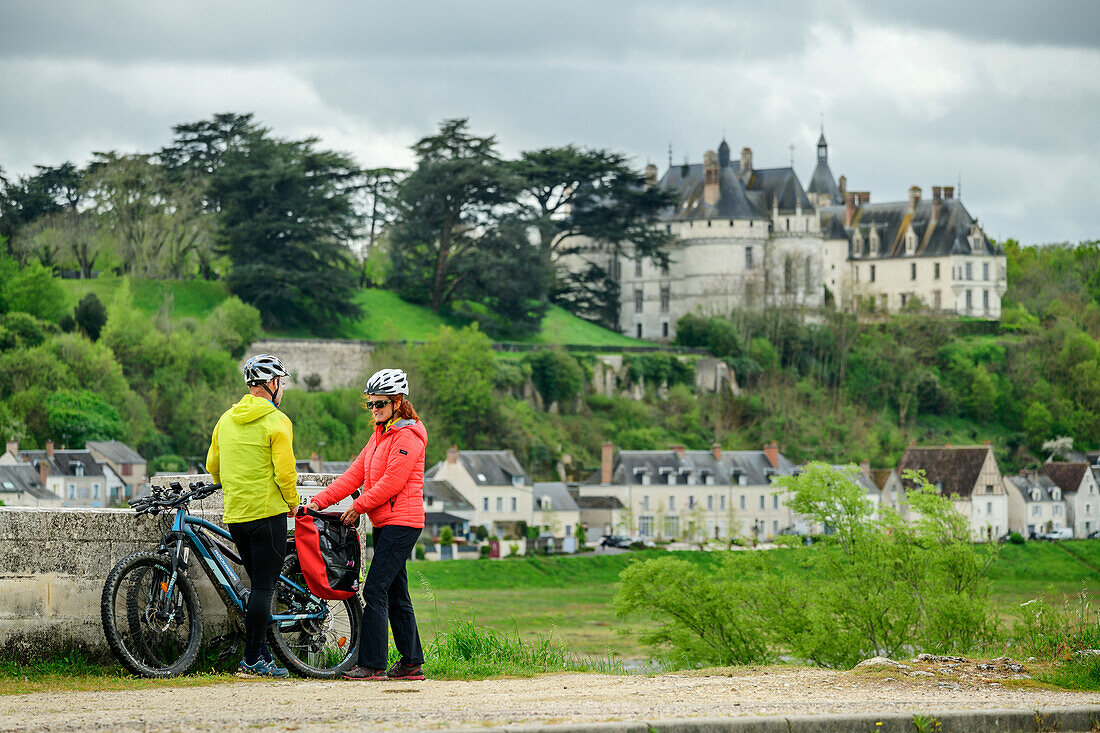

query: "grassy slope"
left=58, top=279, right=644, bottom=346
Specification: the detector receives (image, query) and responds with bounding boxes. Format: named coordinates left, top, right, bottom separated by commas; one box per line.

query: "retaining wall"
left=0, top=474, right=372, bottom=663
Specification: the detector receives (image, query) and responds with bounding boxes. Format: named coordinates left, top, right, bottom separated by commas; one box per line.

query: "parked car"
left=1088, top=529, right=1100, bottom=540
left=599, top=535, right=633, bottom=549
left=1038, top=528, right=1075, bottom=541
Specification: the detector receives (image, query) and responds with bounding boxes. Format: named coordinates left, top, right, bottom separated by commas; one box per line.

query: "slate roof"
left=424, top=478, right=474, bottom=510
left=819, top=198, right=1003, bottom=259
left=601, top=448, right=796, bottom=487
left=18, top=450, right=104, bottom=478
left=574, top=495, right=625, bottom=510
left=807, top=135, right=844, bottom=205
left=427, top=451, right=528, bottom=486
left=533, top=482, right=579, bottom=512
left=896, top=446, right=993, bottom=498
left=424, top=511, right=468, bottom=525
left=829, top=465, right=880, bottom=496
left=1040, top=463, right=1091, bottom=494
left=656, top=144, right=813, bottom=222
left=0, top=464, right=57, bottom=500
left=1005, top=473, right=1061, bottom=503
left=86, top=440, right=146, bottom=464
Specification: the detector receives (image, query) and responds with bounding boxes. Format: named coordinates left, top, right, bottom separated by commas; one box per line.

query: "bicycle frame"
left=161, top=506, right=325, bottom=626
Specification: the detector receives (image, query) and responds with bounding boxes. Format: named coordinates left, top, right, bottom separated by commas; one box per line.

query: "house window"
left=565, top=525, right=572, bottom=536
left=870, top=265, right=876, bottom=283
left=934, top=263, right=941, bottom=280
left=635, top=259, right=642, bottom=277
left=511, top=497, right=517, bottom=513
left=68, top=484, right=75, bottom=499
left=483, top=497, right=489, bottom=511
left=965, top=262, right=973, bottom=280
left=983, top=262, right=990, bottom=281
left=664, top=516, right=680, bottom=538
left=966, top=290, right=973, bottom=311
left=660, top=288, right=670, bottom=313
left=720, top=495, right=726, bottom=510
left=688, top=496, right=696, bottom=509
left=933, top=290, right=941, bottom=309
left=983, top=290, right=989, bottom=310
left=707, top=495, right=714, bottom=510
left=773, top=495, right=779, bottom=509
left=638, top=516, right=653, bottom=537
left=642, top=495, right=650, bottom=511
left=987, top=502, right=993, bottom=514
left=1054, top=505, right=1062, bottom=516
left=634, top=289, right=643, bottom=313
left=745, top=247, right=753, bottom=269
left=1032, top=505, right=1040, bottom=517
left=121, top=463, right=133, bottom=476
left=773, top=520, right=779, bottom=533
left=759, top=495, right=765, bottom=510
left=93, top=484, right=100, bottom=500
left=496, top=497, right=502, bottom=512
left=986, top=484, right=993, bottom=494
left=668, top=496, right=675, bottom=511
left=911, top=263, right=917, bottom=280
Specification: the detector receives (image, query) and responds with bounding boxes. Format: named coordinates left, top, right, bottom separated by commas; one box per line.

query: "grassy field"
left=58, top=278, right=645, bottom=347
left=408, top=541, right=1100, bottom=661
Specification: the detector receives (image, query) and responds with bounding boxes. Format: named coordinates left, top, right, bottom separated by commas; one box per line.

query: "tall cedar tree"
left=512, top=146, right=676, bottom=329
left=389, top=119, right=520, bottom=314
left=208, top=127, right=362, bottom=332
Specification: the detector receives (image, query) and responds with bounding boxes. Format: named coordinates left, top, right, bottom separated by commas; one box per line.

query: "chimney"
left=763, top=441, right=779, bottom=470
left=644, top=163, right=658, bottom=188
left=38, top=459, right=49, bottom=487
left=680, top=157, right=689, bottom=178
left=860, top=459, right=871, bottom=479
left=601, top=442, right=615, bottom=485
left=844, top=192, right=856, bottom=228
left=740, top=147, right=753, bottom=181
left=45, top=440, right=54, bottom=458
left=838, top=175, right=847, bottom=196
left=446, top=445, right=459, bottom=464
left=711, top=443, right=722, bottom=461
left=857, top=192, right=870, bottom=205
left=943, top=186, right=954, bottom=200
left=908, top=186, right=921, bottom=213
left=309, top=452, right=322, bottom=474
left=703, top=150, right=720, bottom=206
left=5, top=439, right=16, bottom=457
left=669, top=444, right=686, bottom=460
left=931, top=186, right=943, bottom=225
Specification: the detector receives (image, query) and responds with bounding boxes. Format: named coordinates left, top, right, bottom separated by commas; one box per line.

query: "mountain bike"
left=101, top=480, right=362, bottom=678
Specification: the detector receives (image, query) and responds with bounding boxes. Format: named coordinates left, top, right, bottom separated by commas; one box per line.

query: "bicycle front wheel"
left=101, top=552, right=204, bottom=677
left=269, top=554, right=361, bottom=678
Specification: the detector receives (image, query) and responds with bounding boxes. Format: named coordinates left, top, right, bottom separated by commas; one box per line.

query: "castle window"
left=934, top=263, right=941, bottom=280
left=983, top=262, right=990, bottom=281
left=634, top=289, right=643, bottom=313
left=784, top=258, right=795, bottom=294
left=965, top=262, right=973, bottom=280
left=804, top=258, right=811, bottom=291
left=870, top=265, right=876, bottom=283
left=911, top=263, right=917, bottom=281
left=635, top=259, right=642, bottom=278
left=966, top=289, right=973, bottom=311
left=662, top=322, right=669, bottom=338
left=983, top=290, right=990, bottom=311
left=745, top=246, right=753, bottom=269
left=660, top=287, right=670, bottom=313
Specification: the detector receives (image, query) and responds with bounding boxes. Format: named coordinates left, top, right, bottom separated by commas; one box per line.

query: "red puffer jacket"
left=312, top=419, right=426, bottom=528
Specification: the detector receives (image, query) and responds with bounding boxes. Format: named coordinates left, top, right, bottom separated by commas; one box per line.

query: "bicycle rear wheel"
left=268, top=554, right=361, bottom=678
left=101, top=552, right=204, bottom=677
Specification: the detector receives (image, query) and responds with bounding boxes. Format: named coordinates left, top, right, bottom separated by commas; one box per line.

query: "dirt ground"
left=3, top=660, right=1099, bottom=733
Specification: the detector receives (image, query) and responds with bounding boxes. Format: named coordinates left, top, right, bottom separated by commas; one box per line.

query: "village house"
left=896, top=444, right=1008, bottom=541
left=86, top=440, right=148, bottom=502
left=571, top=493, right=625, bottom=542
left=0, top=463, right=60, bottom=507
left=422, top=477, right=475, bottom=540
left=865, top=463, right=907, bottom=518
left=1004, top=471, right=1067, bottom=538
left=0, top=440, right=120, bottom=508
left=426, top=447, right=533, bottom=539
left=1040, top=462, right=1100, bottom=538
left=532, top=482, right=581, bottom=545
left=578, top=441, right=799, bottom=542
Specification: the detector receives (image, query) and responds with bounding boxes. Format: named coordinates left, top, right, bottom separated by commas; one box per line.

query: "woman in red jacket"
left=307, top=368, right=427, bottom=681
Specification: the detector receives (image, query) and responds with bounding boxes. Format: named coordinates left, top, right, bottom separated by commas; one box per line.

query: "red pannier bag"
left=294, top=508, right=361, bottom=600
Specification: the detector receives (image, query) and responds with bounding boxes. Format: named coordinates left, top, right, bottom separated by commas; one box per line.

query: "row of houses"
left=398, top=442, right=1100, bottom=545
left=0, top=440, right=148, bottom=508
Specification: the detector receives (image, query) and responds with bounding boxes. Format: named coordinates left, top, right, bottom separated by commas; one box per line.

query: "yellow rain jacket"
left=206, top=394, right=299, bottom=524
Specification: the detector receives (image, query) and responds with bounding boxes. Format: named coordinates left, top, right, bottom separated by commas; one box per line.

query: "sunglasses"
left=364, top=399, right=392, bottom=410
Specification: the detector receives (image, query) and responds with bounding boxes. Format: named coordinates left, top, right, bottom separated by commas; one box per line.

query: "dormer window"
left=659, top=466, right=675, bottom=485
left=763, top=467, right=777, bottom=483
left=1031, top=489, right=1040, bottom=502
left=701, top=470, right=714, bottom=486
left=72, top=461, right=85, bottom=477
left=634, top=467, right=652, bottom=486
left=905, top=226, right=917, bottom=255
left=511, top=475, right=524, bottom=487
left=679, top=467, right=694, bottom=486
left=539, top=496, right=552, bottom=511
left=1052, top=488, right=1061, bottom=501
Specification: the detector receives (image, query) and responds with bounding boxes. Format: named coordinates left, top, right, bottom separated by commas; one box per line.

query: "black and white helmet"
left=364, top=368, right=409, bottom=396
left=243, top=354, right=290, bottom=386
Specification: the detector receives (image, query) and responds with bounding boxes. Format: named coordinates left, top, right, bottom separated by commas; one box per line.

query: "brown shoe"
left=386, top=661, right=425, bottom=680
left=341, top=666, right=388, bottom=680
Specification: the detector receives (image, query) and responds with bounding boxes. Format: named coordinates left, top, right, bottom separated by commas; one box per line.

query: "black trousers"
left=227, top=514, right=287, bottom=656
left=360, top=525, right=424, bottom=669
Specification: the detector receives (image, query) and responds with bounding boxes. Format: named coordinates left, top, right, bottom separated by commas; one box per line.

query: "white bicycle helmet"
left=243, top=354, right=290, bottom=386
left=364, top=368, right=409, bottom=396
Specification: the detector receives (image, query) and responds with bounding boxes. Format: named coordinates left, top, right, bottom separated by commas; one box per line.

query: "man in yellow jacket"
left=206, top=353, right=299, bottom=678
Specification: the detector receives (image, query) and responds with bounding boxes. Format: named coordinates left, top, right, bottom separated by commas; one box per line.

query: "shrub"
left=415, top=545, right=426, bottom=560
left=479, top=544, right=491, bottom=558
left=524, top=348, right=583, bottom=410
left=440, top=526, right=454, bottom=546
left=149, top=454, right=188, bottom=473
left=74, top=293, right=108, bottom=341
left=7, top=263, right=66, bottom=322
left=1008, top=532, right=1025, bottom=545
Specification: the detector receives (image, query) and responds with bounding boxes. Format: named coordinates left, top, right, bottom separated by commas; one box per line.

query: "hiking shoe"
left=341, top=666, right=388, bottom=681
left=237, top=658, right=290, bottom=678
left=386, top=661, right=425, bottom=681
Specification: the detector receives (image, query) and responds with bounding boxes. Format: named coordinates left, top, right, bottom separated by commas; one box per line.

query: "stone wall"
left=246, top=337, right=376, bottom=391
left=0, top=474, right=372, bottom=663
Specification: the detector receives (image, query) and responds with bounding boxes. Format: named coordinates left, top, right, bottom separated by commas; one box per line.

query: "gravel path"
left=4, top=666, right=1100, bottom=733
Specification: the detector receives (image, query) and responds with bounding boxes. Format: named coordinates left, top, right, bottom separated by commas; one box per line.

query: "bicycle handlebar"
left=130, top=481, right=222, bottom=515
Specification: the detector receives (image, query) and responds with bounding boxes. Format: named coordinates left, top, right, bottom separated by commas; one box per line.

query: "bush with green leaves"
left=614, top=464, right=998, bottom=668
left=440, top=526, right=454, bottom=546
left=45, top=389, right=127, bottom=447
left=6, top=262, right=66, bottom=322
left=524, top=348, right=583, bottom=410
left=73, top=293, right=107, bottom=341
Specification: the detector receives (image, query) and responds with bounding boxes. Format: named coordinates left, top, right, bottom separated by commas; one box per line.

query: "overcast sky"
left=2, top=0, right=1097, bottom=244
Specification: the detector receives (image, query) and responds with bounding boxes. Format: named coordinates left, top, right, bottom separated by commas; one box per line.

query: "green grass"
left=59, top=277, right=229, bottom=320
left=58, top=277, right=645, bottom=346
left=0, top=651, right=234, bottom=695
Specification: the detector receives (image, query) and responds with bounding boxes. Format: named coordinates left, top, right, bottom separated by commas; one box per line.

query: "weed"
left=912, top=713, right=942, bottom=732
